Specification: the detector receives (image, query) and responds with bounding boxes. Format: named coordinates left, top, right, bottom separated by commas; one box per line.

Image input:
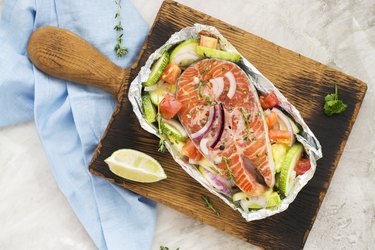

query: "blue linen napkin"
left=0, top=0, right=157, bottom=249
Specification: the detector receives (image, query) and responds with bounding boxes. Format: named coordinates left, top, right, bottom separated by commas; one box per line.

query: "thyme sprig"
left=114, top=0, right=128, bottom=57
left=201, top=194, right=220, bottom=216
left=222, top=156, right=235, bottom=182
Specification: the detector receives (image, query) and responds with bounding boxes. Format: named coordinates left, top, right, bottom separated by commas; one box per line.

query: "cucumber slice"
left=237, top=191, right=281, bottom=209
left=160, top=119, right=188, bottom=142
left=271, top=143, right=289, bottom=173
left=288, top=117, right=301, bottom=134
left=196, top=46, right=241, bottom=62
left=266, top=192, right=282, bottom=207
left=232, top=192, right=250, bottom=202
left=279, top=144, right=303, bottom=196
left=142, top=93, right=157, bottom=124
left=144, top=52, right=169, bottom=86
left=170, top=39, right=202, bottom=67
left=149, top=90, right=165, bottom=106
left=149, top=82, right=176, bottom=105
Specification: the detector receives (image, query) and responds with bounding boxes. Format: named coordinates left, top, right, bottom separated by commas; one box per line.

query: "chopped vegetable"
left=142, top=93, right=157, bottom=123
left=272, top=107, right=295, bottom=146
left=266, top=111, right=278, bottom=129
left=279, top=144, right=303, bottom=196
left=191, top=105, right=216, bottom=139
left=324, top=84, right=347, bottom=116
left=182, top=139, right=202, bottom=161
left=271, top=143, right=289, bottom=172
left=160, top=119, right=187, bottom=142
left=260, top=92, right=279, bottom=109
left=170, top=39, right=202, bottom=67
left=295, top=158, right=311, bottom=175
left=144, top=52, right=169, bottom=86
left=198, top=166, right=232, bottom=196
left=161, top=64, right=181, bottom=85
left=196, top=46, right=241, bottom=62
left=200, top=35, right=218, bottom=49
left=269, top=129, right=293, bottom=145
left=235, top=190, right=281, bottom=209
left=159, top=94, right=182, bottom=119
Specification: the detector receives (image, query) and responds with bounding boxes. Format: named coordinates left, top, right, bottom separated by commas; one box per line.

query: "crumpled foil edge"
left=128, top=24, right=323, bottom=221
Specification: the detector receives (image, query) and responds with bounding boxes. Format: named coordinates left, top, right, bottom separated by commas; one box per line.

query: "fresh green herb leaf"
left=324, top=85, right=347, bottom=116
left=160, top=247, right=179, bottom=250
left=114, top=0, right=128, bottom=57
left=157, top=106, right=166, bottom=153
left=222, top=156, right=235, bottom=182
left=201, top=194, right=220, bottom=216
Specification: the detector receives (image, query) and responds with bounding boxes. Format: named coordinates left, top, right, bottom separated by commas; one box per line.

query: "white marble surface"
left=1, top=0, right=374, bottom=249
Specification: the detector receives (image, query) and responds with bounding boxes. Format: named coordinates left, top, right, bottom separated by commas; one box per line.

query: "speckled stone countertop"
left=1, top=0, right=374, bottom=249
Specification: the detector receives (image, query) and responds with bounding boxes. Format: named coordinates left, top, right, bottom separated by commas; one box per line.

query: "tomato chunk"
left=266, top=111, right=278, bottom=129
left=295, top=158, right=311, bottom=175
left=159, top=94, right=182, bottom=119
left=182, top=139, right=202, bottom=161
left=269, top=129, right=292, bottom=144
left=260, top=92, right=280, bottom=109
left=199, top=35, right=218, bottom=49
left=161, top=64, right=181, bottom=85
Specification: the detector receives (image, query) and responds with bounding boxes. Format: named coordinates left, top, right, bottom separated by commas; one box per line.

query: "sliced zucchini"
left=170, top=39, right=202, bottom=67
left=271, top=143, right=289, bottom=173
left=232, top=192, right=250, bottom=202
left=142, top=93, right=157, bottom=124
left=236, top=190, right=281, bottom=209
left=144, top=52, right=169, bottom=86
left=149, top=82, right=176, bottom=106
left=279, top=144, right=303, bottom=196
left=196, top=46, right=241, bottom=62
left=160, top=119, right=188, bottom=142
left=288, top=117, right=301, bottom=134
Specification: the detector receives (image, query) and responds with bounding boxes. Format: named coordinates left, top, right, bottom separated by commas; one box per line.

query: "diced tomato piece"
left=182, top=139, right=202, bottom=161
left=199, top=35, right=218, bottom=49
left=260, top=92, right=280, bottom=109
left=159, top=94, right=182, bottom=119
left=295, top=158, right=311, bottom=175
left=161, top=64, right=181, bottom=85
left=266, top=112, right=278, bottom=129
left=269, top=129, right=292, bottom=144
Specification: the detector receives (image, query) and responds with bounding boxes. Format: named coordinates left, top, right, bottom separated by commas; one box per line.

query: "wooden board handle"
left=27, top=26, right=129, bottom=97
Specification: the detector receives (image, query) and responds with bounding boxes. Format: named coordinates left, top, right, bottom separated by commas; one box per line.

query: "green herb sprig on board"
left=324, top=84, right=347, bottom=116
left=114, top=0, right=128, bottom=57
left=201, top=194, right=220, bottom=216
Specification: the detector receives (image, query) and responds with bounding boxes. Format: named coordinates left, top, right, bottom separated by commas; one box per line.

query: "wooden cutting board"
left=27, top=0, right=367, bottom=249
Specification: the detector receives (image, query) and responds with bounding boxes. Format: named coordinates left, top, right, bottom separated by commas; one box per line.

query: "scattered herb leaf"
left=160, top=247, right=179, bottom=250
left=201, top=194, right=220, bottom=216
left=222, top=156, right=235, bottom=182
left=114, top=0, right=128, bottom=57
left=324, top=84, right=347, bottom=116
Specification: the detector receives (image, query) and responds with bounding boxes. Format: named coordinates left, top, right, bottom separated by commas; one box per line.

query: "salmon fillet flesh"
left=176, top=59, right=275, bottom=196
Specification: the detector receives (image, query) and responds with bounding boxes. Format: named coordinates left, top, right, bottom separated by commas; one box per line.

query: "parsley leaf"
left=323, top=85, right=347, bottom=116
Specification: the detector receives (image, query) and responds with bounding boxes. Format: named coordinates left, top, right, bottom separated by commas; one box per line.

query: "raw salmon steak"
left=176, top=59, right=275, bottom=196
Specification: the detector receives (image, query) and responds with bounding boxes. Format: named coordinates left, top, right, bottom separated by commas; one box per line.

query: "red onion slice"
left=209, top=77, right=224, bottom=98
left=210, top=103, right=225, bottom=148
left=200, top=166, right=232, bottom=196
left=191, top=105, right=216, bottom=139
left=225, top=71, right=236, bottom=99
left=272, top=107, right=295, bottom=146
left=200, top=138, right=209, bottom=155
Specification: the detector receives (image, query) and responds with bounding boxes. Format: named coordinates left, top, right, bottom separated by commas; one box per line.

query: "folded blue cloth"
left=0, top=0, right=157, bottom=249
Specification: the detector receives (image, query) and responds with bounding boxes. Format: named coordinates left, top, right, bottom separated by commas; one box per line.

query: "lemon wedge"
left=105, top=149, right=167, bottom=183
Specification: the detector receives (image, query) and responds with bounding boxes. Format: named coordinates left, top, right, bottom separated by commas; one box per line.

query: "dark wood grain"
left=88, top=1, right=367, bottom=249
